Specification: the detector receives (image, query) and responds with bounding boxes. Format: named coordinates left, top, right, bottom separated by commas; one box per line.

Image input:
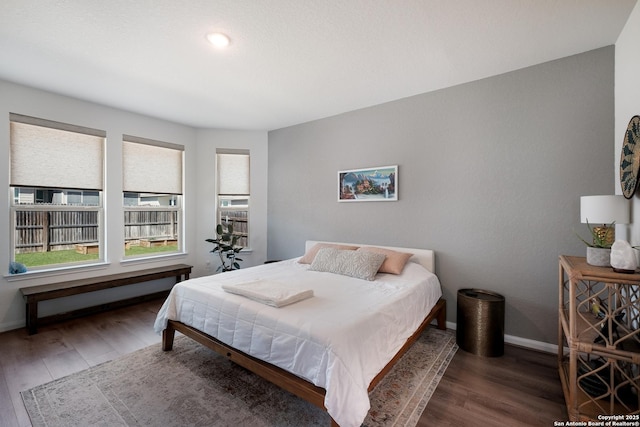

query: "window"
left=9, top=113, right=105, bottom=271
left=123, top=135, right=184, bottom=258
left=216, top=150, right=250, bottom=248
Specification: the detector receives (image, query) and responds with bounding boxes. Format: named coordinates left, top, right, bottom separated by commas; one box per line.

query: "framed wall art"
left=338, top=165, right=397, bottom=202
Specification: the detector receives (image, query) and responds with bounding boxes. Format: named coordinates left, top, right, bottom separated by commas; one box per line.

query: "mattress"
left=154, top=257, right=442, bottom=427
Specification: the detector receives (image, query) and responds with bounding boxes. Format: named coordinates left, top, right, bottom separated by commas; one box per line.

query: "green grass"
left=16, top=250, right=98, bottom=267
left=125, top=244, right=179, bottom=257
left=16, top=245, right=179, bottom=268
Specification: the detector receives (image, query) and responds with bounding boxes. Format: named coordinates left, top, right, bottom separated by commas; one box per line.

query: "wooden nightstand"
left=558, top=255, right=640, bottom=420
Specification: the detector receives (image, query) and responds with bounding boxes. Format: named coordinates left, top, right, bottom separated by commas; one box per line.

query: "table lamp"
left=580, top=195, right=630, bottom=246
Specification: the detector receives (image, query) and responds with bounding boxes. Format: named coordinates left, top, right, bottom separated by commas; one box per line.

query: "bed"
left=154, top=241, right=446, bottom=427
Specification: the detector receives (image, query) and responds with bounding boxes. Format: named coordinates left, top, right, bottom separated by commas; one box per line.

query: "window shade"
left=10, top=114, right=105, bottom=191
left=217, top=151, right=250, bottom=195
left=123, top=135, right=184, bottom=194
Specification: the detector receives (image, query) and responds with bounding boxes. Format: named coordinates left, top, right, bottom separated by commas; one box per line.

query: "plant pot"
left=586, top=247, right=611, bottom=267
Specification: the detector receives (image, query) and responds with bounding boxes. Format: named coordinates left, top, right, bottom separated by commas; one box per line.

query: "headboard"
left=305, top=240, right=436, bottom=274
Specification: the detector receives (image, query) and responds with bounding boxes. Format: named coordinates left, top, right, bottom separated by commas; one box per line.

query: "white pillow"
left=309, top=248, right=386, bottom=281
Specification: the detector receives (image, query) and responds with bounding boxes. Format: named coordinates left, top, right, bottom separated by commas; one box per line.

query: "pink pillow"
left=357, top=246, right=413, bottom=274
left=298, top=243, right=359, bottom=264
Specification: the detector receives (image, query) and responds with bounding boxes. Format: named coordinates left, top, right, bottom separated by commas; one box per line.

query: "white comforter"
left=154, top=258, right=442, bottom=427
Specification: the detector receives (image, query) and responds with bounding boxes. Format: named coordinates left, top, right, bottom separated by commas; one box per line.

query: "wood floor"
left=422, top=336, right=567, bottom=426
left=0, top=299, right=566, bottom=427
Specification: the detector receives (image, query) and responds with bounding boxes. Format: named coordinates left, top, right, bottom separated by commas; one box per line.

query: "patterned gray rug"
left=22, top=327, right=457, bottom=427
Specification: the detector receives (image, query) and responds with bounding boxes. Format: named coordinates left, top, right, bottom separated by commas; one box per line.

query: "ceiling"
left=0, top=1, right=636, bottom=131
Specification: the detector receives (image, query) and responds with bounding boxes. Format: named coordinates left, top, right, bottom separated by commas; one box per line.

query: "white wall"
left=0, top=80, right=268, bottom=332
left=616, top=3, right=640, bottom=243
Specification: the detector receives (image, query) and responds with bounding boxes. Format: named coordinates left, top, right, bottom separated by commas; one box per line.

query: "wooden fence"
left=124, top=210, right=178, bottom=242
left=15, top=210, right=178, bottom=254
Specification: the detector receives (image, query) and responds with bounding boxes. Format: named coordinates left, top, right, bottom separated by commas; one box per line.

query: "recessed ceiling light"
left=206, top=32, right=230, bottom=48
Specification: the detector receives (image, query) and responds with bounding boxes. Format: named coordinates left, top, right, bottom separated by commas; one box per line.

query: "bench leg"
left=26, top=301, right=38, bottom=335
left=175, top=272, right=190, bottom=283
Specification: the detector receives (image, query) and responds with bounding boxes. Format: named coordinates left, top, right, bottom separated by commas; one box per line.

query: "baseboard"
left=445, top=321, right=557, bottom=354
left=504, top=334, right=557, bottom=353
left=0, top=292, right=170, bottom=335
left=0, top=319, right=25, bottom=333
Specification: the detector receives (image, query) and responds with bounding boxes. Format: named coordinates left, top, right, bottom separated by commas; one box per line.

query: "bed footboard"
left=161, top=297, right=446, bottom=427
left=162, top=318, right=328, bottom=405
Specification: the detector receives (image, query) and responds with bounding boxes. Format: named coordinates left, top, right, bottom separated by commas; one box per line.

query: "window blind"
left=217, top=150, right=250, bottom=195
left=122, top=135, right=184, bottom=195
left=10, top=114, right=105, bottom=191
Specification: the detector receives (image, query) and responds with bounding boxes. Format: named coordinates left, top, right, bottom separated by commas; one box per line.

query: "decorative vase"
left=586, top=247, right=611, bottom=267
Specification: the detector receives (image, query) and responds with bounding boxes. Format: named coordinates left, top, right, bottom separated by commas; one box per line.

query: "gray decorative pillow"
left=309, top=248, right=386, bottom=281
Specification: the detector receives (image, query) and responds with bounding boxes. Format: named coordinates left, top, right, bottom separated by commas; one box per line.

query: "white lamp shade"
left=580, top=195, right=630, bottom=224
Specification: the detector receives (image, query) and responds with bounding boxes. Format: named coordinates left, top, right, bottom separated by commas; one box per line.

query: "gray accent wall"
left=267, top=46, right=615, bottom=345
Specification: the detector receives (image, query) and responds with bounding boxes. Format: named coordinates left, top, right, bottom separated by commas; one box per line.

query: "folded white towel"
left=222, top=280, right=314, bottom=308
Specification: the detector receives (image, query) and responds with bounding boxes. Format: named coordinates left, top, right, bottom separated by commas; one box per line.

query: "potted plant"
left=206, top=223, right=243, bottom=272
left=576, top=221, right=615, bottom=267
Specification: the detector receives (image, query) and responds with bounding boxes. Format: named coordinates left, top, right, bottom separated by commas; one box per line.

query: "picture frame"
left=338, top=165, right=398, bottom=202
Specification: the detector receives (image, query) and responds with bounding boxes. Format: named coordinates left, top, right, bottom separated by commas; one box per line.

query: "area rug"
left=22, top=327, right=457, bottom=427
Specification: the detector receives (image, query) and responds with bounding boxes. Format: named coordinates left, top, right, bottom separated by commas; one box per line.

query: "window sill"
left=121, top=251, right=188, bottom=267
left=4, top=261, right=110, bottom=282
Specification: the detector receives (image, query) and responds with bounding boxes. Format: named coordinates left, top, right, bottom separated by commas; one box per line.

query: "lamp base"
left=592, top=226, right=615, bottom=247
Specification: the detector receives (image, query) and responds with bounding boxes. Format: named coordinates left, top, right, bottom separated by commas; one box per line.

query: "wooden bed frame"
left=161, top=241, right=446, bottom=427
